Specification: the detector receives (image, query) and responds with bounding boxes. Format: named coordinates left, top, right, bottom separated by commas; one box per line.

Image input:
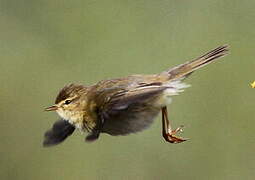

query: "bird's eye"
left=64, top=100, right=71, bottom=105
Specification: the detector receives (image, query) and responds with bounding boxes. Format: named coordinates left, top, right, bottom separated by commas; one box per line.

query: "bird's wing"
left=103, top=85, right=166, bottom=114
left=43, top=119, right=75, bottom=147
left=89, top=82, right=166, bottom=136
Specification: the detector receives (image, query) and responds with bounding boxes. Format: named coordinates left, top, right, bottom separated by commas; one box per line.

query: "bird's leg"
left=161, top=106, right=188, bottom=143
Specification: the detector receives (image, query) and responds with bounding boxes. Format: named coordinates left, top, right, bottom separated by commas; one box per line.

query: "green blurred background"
left=1, top=0, right=254, bottom=179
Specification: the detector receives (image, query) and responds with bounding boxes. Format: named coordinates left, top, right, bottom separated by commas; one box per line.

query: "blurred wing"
left=95, top=84, right=166, bottom=135
left=43, top=119, right=75, bottom=147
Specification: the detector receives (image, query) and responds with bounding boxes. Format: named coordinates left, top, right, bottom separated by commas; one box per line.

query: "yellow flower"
left=251, top=81, right=255, bottom=88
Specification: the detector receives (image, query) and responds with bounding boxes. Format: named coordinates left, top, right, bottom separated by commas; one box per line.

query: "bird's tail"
left=161, top=45, right=229, bottom=81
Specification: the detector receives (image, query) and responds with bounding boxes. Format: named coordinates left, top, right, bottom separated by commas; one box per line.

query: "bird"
left=43, top=45, right=229, bottom=147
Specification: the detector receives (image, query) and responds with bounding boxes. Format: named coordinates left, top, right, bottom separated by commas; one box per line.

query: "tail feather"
left=162, top=45, right=229, bottom=81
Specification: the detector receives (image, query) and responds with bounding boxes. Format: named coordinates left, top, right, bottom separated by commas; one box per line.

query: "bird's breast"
left=56, top=109, right=85, bottom=130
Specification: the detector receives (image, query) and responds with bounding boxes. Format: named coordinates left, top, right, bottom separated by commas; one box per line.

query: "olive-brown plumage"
left=43, top=45, right=229, bottom=147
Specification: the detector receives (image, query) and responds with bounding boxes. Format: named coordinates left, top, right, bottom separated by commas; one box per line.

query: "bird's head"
left=45, top=84, right=87, bottom=123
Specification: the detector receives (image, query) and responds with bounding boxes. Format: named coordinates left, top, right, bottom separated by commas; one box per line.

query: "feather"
left=94, top=85, right=166, bottom=135
left=43, top=119, right=75, bottom=147
left=163, top=45, right=229, bottom=81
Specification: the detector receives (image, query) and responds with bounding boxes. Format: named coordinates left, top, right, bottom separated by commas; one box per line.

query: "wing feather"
left=92, top=83, right=166, bottom=135
left=43, top=119, right=75, bottom=147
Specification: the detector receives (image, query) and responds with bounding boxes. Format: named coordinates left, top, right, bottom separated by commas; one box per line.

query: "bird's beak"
left=45, top=105, right=58, bottom=111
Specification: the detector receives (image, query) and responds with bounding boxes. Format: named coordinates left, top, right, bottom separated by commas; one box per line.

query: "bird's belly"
left=154, top=88, right=178, bottom=107
left=155, top=81, right=190, bottom=107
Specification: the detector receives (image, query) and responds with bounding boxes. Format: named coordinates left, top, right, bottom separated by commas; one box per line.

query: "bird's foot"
left=163, top=125, right=188, bottom=144
left=85, top=131, right=100, bottom=142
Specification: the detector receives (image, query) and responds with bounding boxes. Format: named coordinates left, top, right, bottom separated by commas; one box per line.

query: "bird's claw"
left=171, top=125, right=185, bottom=134
left=163, top=125, right=188, bottom=144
